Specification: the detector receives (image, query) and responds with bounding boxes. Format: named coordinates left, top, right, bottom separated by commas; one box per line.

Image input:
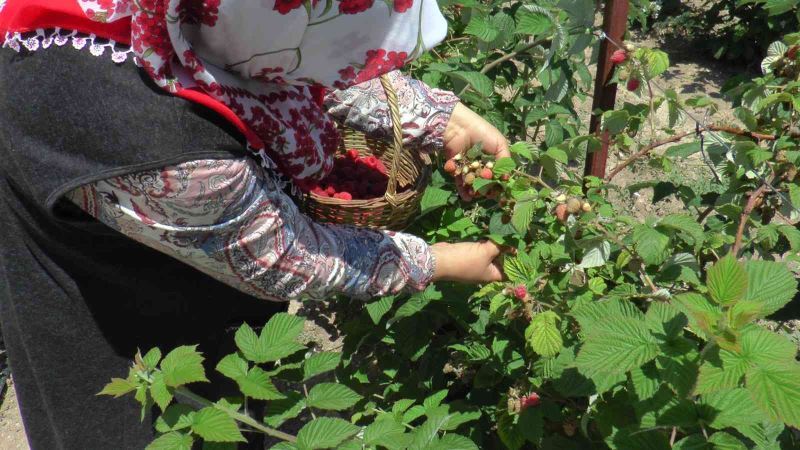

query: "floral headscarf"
left=75, top=0, right=447, bottom=186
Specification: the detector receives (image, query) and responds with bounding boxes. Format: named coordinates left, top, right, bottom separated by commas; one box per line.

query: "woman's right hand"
left=430, top=241, right=504, bottom=284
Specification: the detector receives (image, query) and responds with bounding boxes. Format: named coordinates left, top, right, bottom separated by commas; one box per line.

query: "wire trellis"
left=594, top=30, right=800, bottom=218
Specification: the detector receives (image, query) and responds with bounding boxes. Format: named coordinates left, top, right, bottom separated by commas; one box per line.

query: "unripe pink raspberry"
left=513, top=285, right=527, bottom=300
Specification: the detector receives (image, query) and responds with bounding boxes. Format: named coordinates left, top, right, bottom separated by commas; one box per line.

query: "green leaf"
left=363, top=416, right=409, bottom=448
left=645, top=302, right=686, bottom=340
left=511, top=201, right=535, bottom=235
left=671, top=435, right=707, bottom=450
left=142, top=348, right=162, bottom=369
left=296, top=417, right=360, bottom=450
left=695, top=349, right=749, bottom=395
left=492, top=157, right=516, bottom=175
left=303, top=352, right=341, bottom=381
left=150, top=372, right=173, bottom=412
left=701, top=388, right=769, bottom=430
left=464, top=15, right=499, bottom=42
left=515, top=9, right=552, bottom=35
left=743, top=260, right=797, bottom=316
left=235, top=314, right=306, bottom=363
left=632, top=225, right=670, bottom=266
left=98, top=377, right=137, bottom=398
left=658, top=214, right=705, bottom=248
left=428, top=434, right=478, bottom=450
left=191, top=407, right=246, bottom=443
left=645, top=49, right=670, bottom=78
left=708, top=431, right=747, bottom=450
left=526, top=311, right=562, bottom=357
left=236, top=367, right=285, bottom=400
left=155, top=404, right=195, bottom=433
left=572, top=298, right=643, bottom=334
left=264, top=391, right=306, bottom=428
left=145, top=432, right=193, bottom=450
left=707, top=254, right=748, bottom=306
left=216, top=353, right=248, bottom=381
left=664, top=141, right=701, bottom=158
left=420, top=187, right=450, bottom=216
left=160, top=345, right=208, bottom=388
left=603, top=110, right=630, bottom=133
left=408, top=413, right=451, bottom=450
left=448, top=71, right=493, bottom=97
left=629, top=363, right=661, bottom=400
left=305, top=383, right=362, bottom=411
left=503, top=255, right=534, bottom=284
left=575, top=317, right=659, bottom=377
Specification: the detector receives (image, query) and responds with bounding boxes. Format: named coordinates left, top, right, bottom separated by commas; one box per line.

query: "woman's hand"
left=430, top=241, right=504, bottom=283
left=443, top=103, right=511, bottom=201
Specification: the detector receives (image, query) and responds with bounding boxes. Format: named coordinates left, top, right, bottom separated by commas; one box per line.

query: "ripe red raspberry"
left=627, top=78, right=641, bottom=91
left=521, top=392, right=540, bottom=410
left=610, top=49, right=627, bottom=65
left=513, top=285, right=527, bottom=300
left=444, top=159, right=458, bottom=174
left=789, top=45, right=799, bottom=60
left=480, top=168, right=493, bottom=180
left=326, top=186, right=336, bottom=196
left=334, top=192, right=353, bottom=200
left=346, top=149, right=360, bottom=160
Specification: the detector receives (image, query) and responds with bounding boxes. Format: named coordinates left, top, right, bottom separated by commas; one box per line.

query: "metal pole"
left=584, top=0, right=629, bottom=180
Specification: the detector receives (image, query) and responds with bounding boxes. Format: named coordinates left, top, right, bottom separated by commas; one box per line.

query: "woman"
left=0, top=0, right=507, bottom=447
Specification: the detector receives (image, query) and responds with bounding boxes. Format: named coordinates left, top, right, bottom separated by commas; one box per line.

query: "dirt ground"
left=0, top=21, right=792, bottom=450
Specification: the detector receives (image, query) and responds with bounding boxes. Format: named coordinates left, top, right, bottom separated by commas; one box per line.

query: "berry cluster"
left=307, top=149, right=391, bottom=200
left=609, top=44, right=641, bottom=91
left=444, top=153, right=496, bottom=184
left=773, top=44, right=800, bottom=78
left=553, top=195, right=592, bottom=223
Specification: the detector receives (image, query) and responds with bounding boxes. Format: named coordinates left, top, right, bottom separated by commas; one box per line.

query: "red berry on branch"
left=513, top=285, right=527, bottom=300
left=444, top=159, right=458, bottom=174
left=521, top=392, right=540, bottom=410
left=500, top=174, right=511, bottom=182
left=555, top=203, right=569, bottom=223
left=480, top=168, right=493, bottom=180
left=610, top=49, right=627, bottom=65
left=627, top=78, right=641, bottom=91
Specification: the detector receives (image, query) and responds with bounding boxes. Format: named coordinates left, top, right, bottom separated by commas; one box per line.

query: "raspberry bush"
left=103, top=1, right=800, bottom=449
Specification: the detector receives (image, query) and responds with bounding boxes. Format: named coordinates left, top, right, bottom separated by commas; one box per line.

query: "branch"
left=456, top=37, right=550, bottom=97
left=732, top=180, right=772, bottom=256
left=175, top=387, right=297, bottom=443
left=707, top=124, right=777, bottom=141
left=605, top=130, right=696, bottom=181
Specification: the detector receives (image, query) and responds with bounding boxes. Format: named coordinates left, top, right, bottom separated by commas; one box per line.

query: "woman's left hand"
left=443, top=103, right=511, bottom=201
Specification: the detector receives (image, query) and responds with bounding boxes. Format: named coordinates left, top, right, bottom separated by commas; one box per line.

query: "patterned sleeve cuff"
left=384, top=231, right=436, bottom=293
left=324, top=71, right=460, bottom=152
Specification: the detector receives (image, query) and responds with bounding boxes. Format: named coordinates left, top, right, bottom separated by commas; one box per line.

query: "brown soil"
left=0, top=381, right=29, bottom=450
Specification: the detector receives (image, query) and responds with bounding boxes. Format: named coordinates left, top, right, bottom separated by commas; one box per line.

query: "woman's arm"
left=67, top=157, right=436, bottom=301
left=324, top=70, right=460, bottom=152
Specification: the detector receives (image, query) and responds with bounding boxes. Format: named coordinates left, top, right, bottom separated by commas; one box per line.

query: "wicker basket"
left=300, top=75, right=431, bottom=230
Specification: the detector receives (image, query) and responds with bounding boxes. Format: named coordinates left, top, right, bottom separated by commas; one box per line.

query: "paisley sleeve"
left=65, top=157, right=435, bottom=301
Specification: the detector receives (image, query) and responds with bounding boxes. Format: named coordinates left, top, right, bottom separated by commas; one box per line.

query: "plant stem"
left=605, top=129, right=696, bottom=181
left=732, top=180, right=772, bottom=256
left=174, top=387, right=297, bottom=443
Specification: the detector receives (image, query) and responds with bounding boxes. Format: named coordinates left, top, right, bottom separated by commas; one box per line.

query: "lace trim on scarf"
left=2, top=28, right=134, bottom=63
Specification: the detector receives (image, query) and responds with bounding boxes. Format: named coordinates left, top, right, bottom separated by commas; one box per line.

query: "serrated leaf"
left=578, top=240, right=611, bottom=269
left=708, top=431, right=747, bottom=449
left=143, top=348, right=162, bottom=369
left=464, top=15, right=499, bottom=42
left=160, top=345, right=208, bottom=388
left=492, top=157, right=516, bottom=175
left=743, top=260, right=797, bottom=316
left=630, top=363, right=661, bottom=400
left=707, top=254, right=748, bottom=306
left=303, top=352, right=341, bottom=381
left=428, top=434, right=478, bottom=450
left=305, top=383, right=362, bottom=411
left=296, top=417, right=360, bottom=450
left=503, top=255, right=534, bottom=284
left=98, top=377, right=137, bottom=398
left=511, top=201, right=535, bottom=235
left=515, top=9, right=552, bottom=35
left=658, top=214, right=705, bottom=248
left=264, top=391, right=305, bottom=428
left=575, top=317, right=659, bottom=377
left=150, top=372, right=173, bottom=412
left=155, top=404, right=195, bottom=433
left=645, top=49, right=670, bottom=78
left=420, top=187, right=450, bottom=216
left=572, top=298, right=643, bottom=334
left=235, top=314, right=306, bottom=364
left=216, top=353, right=248, bottom=380
left=645, top=302, right=686, bottom=340
left=448, top=71, right=493, bottom=97
left=146, top=432, right=193, bottom=450
left=632, top=225, right=670, bottom=266
left=695, top=347, right=749, bottom=395
left=191, top=407, right=246, bottom=443
left=236, top=367, right=284, bottom=400
left=526, top=311, right=562, bottom=357
left=701, top=388, right=769, bottom=430
left=363, top=416, right=409, bottom=448
left=408, top=414, right=451, bottom=450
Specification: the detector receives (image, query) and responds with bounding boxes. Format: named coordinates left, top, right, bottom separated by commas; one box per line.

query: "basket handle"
left=379, top=74, right=404, bottom=208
